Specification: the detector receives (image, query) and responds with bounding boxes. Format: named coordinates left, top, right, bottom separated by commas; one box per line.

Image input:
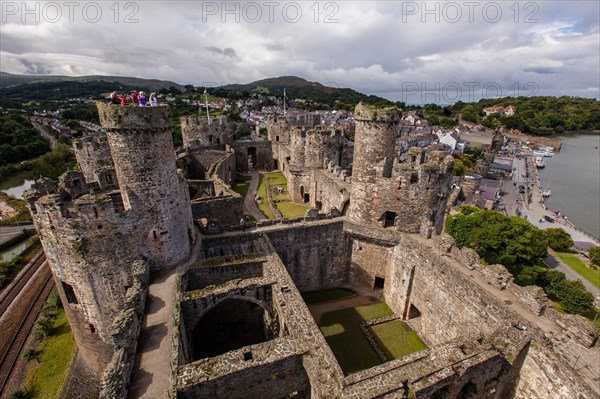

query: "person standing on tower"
left=131, top=90, right=139, bottom=104
left=138, top=91, right=147, bottom=107
left=149, top=92, right=158, bottom=107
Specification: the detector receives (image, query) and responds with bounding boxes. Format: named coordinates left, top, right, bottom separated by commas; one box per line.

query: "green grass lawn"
left=256, top=173, right=275, bottom=219
left=369, top=320, right=427, bottom=360
left=26, top=308, right=76, bottom=398
left=553, top=250, right=600, bottom=289
left=276, top=202, right=309, bottom=219
left=319, top=302, right=394, bottom=374
left=231, top=180, right=250, bottom=199
left=256, top=172, right=312, bottom=220
left=302, top=288, right=355, bottom=304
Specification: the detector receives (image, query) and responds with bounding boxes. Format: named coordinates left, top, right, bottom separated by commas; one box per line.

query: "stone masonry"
left=26, top=102, right=599, bottom=399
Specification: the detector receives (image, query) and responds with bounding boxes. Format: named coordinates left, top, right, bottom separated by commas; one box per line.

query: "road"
left=545, top=253, right=599, bottom=296
left=495, top=154, right=599, bottom=295
left=32, top=122, right=58, bottom=149
left=243, top=171, right=268, bottom=221
left=0, top=224, right=35, bottom=248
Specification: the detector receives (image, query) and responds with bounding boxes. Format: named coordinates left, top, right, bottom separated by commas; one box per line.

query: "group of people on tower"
left=110, top=90, right=157, bottom=106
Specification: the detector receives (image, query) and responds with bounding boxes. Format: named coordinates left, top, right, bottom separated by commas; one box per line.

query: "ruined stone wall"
left=72, top=130, right=114, bottom=185
left=267, top=221, right=349, bottom=292
left=265, top=112, right=320, bottom=144
left=177, top=355, right=310, bottom=399
left=271, top=141, right=291, bottom=173
left=184, top=150, right=229, bottom=180
left=390, top=234, right=524, bottom=347
left=313, top=169, right=350, bottom=214
left=289, top=127, right=344, bottom=169
left=512, top=343, right=594, bottom=399
left=181, top=115, right=239, bottom=148
left=230, top=140, right=273, bottom=171
left=183, top=258, right=265, bottom=292
left=285, top=169, right=312, bottom=205
left=202, top=234, right=259, bottom=258
left=191, top=195, right=243, bottom=227
left=188, top=148, right=243, bottom=226
left=352, top=238, right=394, bottom=290
left=97, top=103, right=194, bottom=270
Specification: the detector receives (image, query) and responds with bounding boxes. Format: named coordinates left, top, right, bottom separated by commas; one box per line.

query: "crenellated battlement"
left=180, top=115, right=243, bottom=148
left=96, top=103, right=171, bottom=130
left=354, top=103, right=402, bottom=124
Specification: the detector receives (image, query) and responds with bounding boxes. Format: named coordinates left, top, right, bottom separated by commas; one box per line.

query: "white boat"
left=542, top=189, right=551, bottom=197
left=535, top=156, right=546, bottom=168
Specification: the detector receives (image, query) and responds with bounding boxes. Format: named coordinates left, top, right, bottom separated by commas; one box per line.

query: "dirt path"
left=308, top=294, right=380, bottom=324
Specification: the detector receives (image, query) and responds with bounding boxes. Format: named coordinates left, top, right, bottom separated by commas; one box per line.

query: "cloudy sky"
left=1, top=0, right=599, bottom=103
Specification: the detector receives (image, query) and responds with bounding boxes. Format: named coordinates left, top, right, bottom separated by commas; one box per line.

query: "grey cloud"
left=20, top=60, right=52, bottom=75
left=523, top=67, right=557, bottom=75
left=206, top=47, right=240, bottom=61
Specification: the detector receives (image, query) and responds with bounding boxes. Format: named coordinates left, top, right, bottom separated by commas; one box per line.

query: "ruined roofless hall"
left=23, top=102, right=599, bottom=399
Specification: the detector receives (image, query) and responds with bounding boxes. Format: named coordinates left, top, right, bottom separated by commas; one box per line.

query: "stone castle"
left=24, top=103, right=598, bottom=398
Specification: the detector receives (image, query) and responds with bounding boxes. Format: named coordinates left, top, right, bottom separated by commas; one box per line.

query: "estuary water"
left=538, top=133, right=600, bottom=239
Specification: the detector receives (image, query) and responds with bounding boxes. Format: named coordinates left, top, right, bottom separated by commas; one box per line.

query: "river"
left=538, top=133, right=600, bottom=239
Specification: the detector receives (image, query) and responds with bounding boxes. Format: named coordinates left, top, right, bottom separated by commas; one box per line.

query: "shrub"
left=6, top=388, right=26, bottom=399
left=23, top=348, right=38, bottom=362
left=589, top=247, right=600, bottom=265
left=544, top=228, right=574, bottom=252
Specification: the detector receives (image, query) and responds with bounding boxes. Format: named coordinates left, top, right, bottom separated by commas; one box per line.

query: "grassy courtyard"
left=230, top=175, right=252, bottom=199
left=553, top=250, right=600, bottom=289
left=317, top=301, right=426, bottom=374
left=276, top=202, right=310, bottom=219
left=369, top=320, right=427, bottom=360
left=257, top=172, right=309, bottom=220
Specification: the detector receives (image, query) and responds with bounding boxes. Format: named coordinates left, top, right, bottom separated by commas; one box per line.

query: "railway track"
left=0, top=265, right=54, bottom=396
left=0, top=251, right=46, bottom=317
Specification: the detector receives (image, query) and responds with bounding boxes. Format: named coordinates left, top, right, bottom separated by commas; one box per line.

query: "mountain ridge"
left=0, top=71, right=184, bottom=90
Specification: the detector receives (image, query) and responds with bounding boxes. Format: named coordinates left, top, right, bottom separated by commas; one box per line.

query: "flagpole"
left=283, top=88, right=287, bottom=117
left=204, top=87, right=210, bottom=125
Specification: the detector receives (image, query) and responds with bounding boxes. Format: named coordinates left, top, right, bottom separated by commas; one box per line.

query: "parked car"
left=544, top=215, right=555, bottom=223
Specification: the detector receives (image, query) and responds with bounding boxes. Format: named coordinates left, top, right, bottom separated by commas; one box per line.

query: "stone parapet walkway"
left=129, top=229, right=202, bottom=399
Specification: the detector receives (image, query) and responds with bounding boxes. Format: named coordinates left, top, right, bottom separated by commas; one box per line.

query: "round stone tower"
left=348, top=103, right=401, bottom=225
left=24, top=188, right=147, bottom=374
left=97, top=103, right=194, bottom=270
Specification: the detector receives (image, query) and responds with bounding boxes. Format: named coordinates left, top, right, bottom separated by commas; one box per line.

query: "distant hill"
left=0, top=80, right=139, bottom=107
left=0, top=71, right=184, bottom=90
left=214, top=76, right=393, bottom=107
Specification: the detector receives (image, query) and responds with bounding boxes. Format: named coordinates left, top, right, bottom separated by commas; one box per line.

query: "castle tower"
left=97, top=103, right=194, bottom=270
left=348, top=103, right=401, bottom=225
left=180, top=115, right=237, bottom=148
left=25, top=180, right=148, bottom=375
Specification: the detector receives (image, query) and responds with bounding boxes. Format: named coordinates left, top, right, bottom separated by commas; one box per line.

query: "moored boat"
left=535, top=156, right=546, bottom=168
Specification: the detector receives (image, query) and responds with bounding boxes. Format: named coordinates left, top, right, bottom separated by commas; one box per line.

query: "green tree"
left=589, top=247, right=600, bottom=265
left=544, top=228, right=574, bottom=252
left=445, top=206, right=547, bottom=269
